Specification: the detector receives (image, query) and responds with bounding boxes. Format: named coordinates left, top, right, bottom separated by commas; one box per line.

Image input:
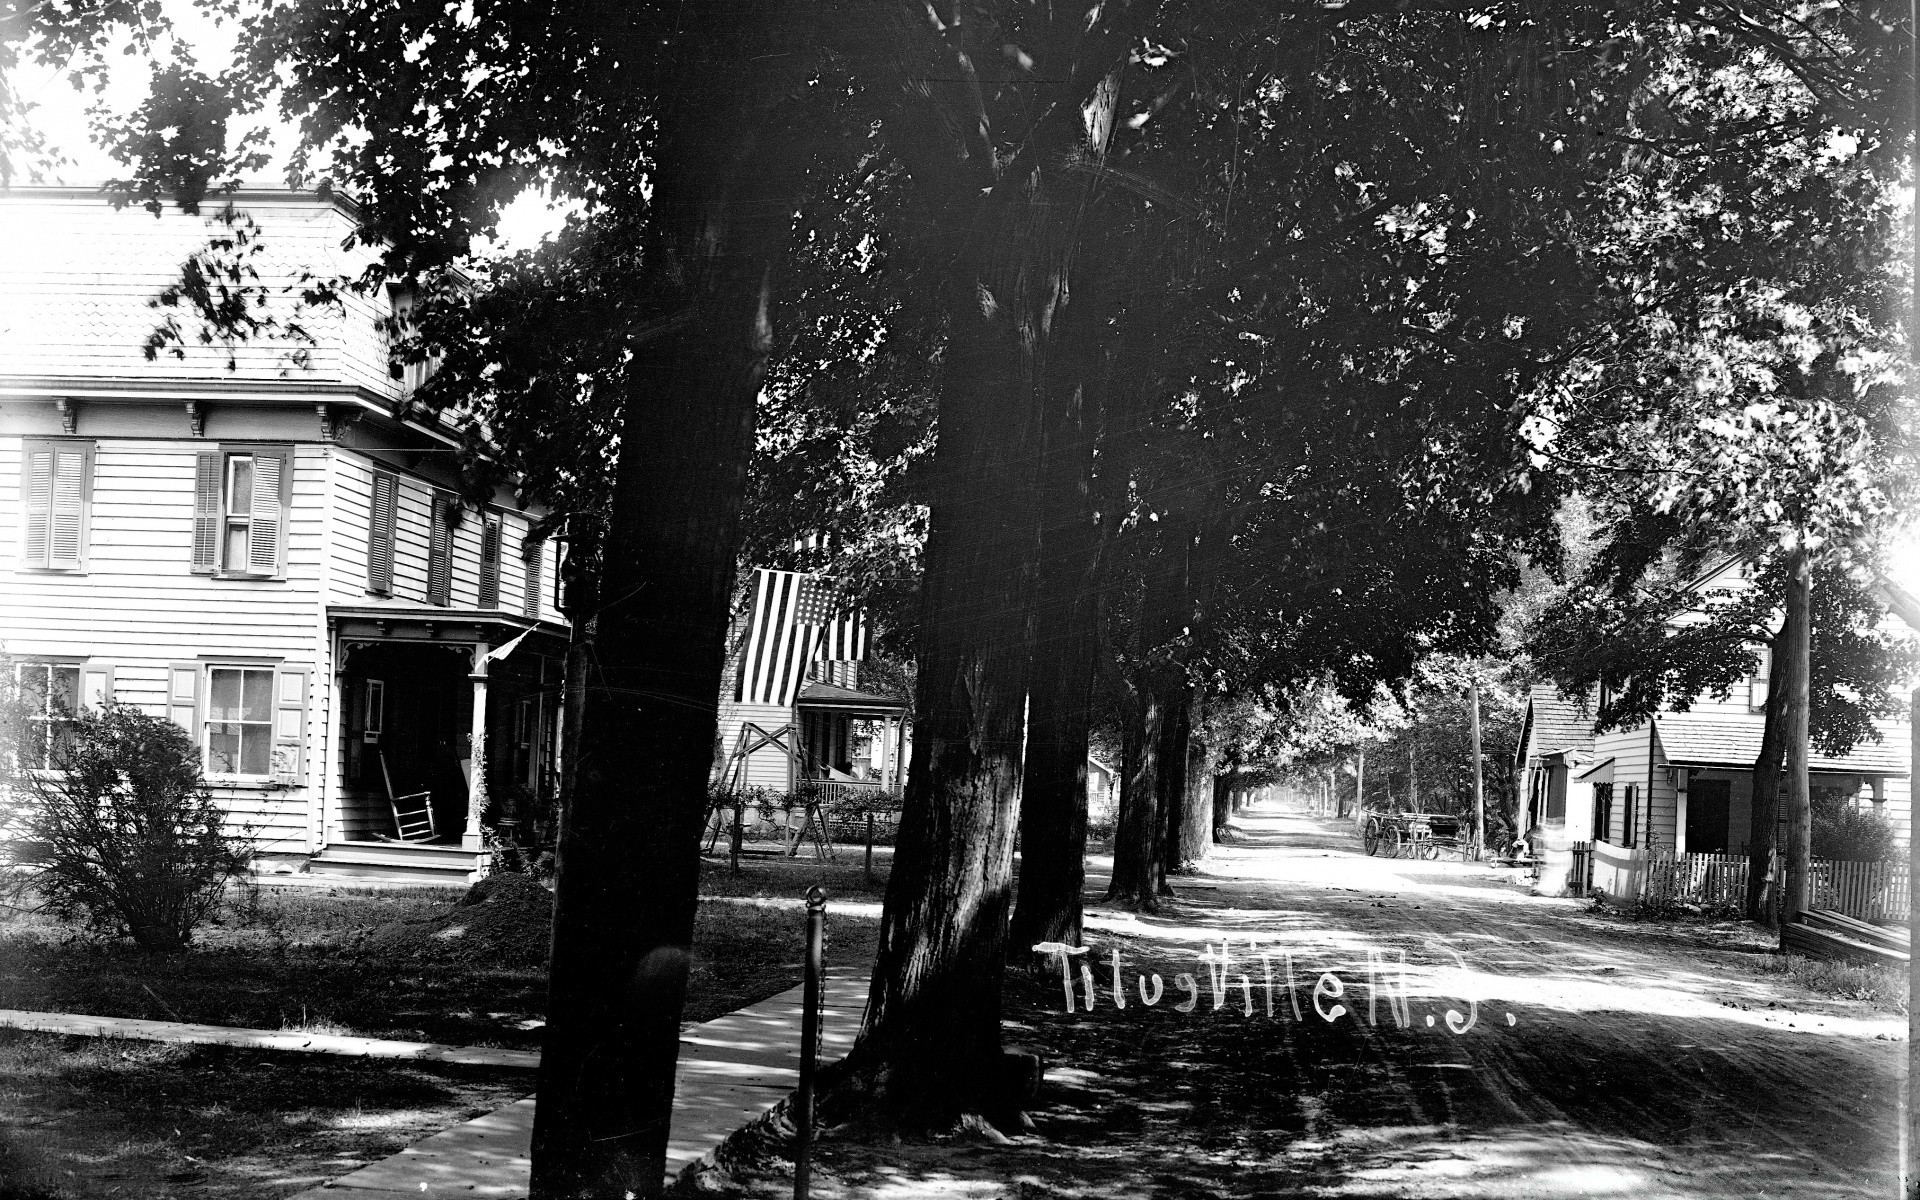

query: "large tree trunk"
left=1211, top=765, right=1233, bottom=843
left=1170, top=697, right=1212, bottom=870
left=1109, top=671, right=1170, bottom=909
left=1745, top=625, right=1792, bottom=922
left=529, top=51, right=802, bottom=1195
left=1779, top=548, right=1814, bottom=926
left=1008, top=259, right=1110, bottom=952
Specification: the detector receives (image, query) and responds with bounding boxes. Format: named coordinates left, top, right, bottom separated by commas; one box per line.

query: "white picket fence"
left=1644, top=851, right=1909, bottom=922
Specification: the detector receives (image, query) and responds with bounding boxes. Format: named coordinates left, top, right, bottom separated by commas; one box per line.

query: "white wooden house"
left=1518, top=558, right=1912, bottom=899
left=1, top=187, right=569, bottom=883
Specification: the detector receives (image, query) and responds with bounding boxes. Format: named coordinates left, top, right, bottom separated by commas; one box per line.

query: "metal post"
left=864, top=812, right=875, bottom=885
left=1469, top=679, right=1484, bottom=860
left=731, top=802, right=744, bottom=874
left=795, top=886, right=826, bottom=1200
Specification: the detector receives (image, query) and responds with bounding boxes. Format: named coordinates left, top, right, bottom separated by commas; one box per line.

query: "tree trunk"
left=530, top=59, right=801, bottom=1195
left=1780, top=547, right=1814, bottom=926
left=1152, top=686, right=1192, bottom=890
left=1211, top=768, right=1233, bottom=843
left=1171, top=698, right=1212, bottom=869
left=1745, top=625, right=1792, bottom=922
left=1109, top=669, right=1170, bottom=908
left=1354, top=746, right=1367, bottom=830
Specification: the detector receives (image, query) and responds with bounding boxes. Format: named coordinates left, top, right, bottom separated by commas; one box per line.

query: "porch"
left=310, top=607, right=566, bottom=883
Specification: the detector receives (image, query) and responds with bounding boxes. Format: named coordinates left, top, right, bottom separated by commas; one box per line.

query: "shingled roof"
left=1653, top=711, right=1910, bottom=775
left=1521, top=684, right=1595, bottom=761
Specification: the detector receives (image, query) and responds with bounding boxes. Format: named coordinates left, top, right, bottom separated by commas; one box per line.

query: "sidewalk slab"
left=288, top=971, right=869, bottom=1198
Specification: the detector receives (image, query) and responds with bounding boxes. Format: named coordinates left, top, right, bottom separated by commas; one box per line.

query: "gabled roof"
left=1653, top=711, right=1909, bottom=776
left=795, top=680, right=908, bottom=714
left=1521, top=684, right=1594, bottom=761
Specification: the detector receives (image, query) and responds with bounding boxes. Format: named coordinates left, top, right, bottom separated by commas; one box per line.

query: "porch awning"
left=329, top=604, right=568, bottom=651
left=796, top=680, right=907, bottom=717
left=1654, top=712, right=1909, bottom=777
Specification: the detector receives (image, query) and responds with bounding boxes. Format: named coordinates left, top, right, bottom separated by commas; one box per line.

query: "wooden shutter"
left=47, top=446, right=88, bottom=569
left=478, top=518, right=501, bottom=607
left=247, top=452, right=285, bottom=575
left=81, top=664, right=113, bottom=712
left=426, top=492, right=452, bottom=606
left=272, top=668, right=308, bottom=784
left=191, top=452, right=221, bottom=573
left=522, top=538, right=544, bottom=619
left=367, top=471, right=397, bottom=594
left=168, top=664, right=200, bottom=735
left=20, top=448, right=50, bottom=567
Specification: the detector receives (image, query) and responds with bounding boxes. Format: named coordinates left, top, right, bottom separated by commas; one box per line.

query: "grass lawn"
left=0, top=849, right=885, bottom=1200
left=0, top=1030, right=530, bottom=1200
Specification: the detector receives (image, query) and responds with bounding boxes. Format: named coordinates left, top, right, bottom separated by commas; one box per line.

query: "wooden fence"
left=1643, top=851, right=1908, bottom=923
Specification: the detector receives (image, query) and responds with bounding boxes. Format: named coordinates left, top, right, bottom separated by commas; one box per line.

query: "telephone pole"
left=1469, top=678, right=1484, bottom=860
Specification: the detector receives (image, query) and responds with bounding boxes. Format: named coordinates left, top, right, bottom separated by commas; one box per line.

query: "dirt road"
left=787, top=802, right=1905, bottom=1199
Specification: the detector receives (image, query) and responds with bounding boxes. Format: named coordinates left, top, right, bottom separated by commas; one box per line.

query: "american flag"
left=735, top=568, right=867, bottom=706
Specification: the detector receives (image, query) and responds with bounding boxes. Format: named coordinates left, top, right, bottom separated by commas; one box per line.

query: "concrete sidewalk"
left=287, top=966, right=870, bottom=1198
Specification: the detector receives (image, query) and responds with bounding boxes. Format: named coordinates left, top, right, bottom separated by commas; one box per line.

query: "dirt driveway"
left=770, top=803, right=1905, bottom=1199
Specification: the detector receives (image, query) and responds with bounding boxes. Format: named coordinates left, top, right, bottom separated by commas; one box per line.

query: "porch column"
left=465, top=642, right=490, bottom=851
left=1674, top=767, right=1689, bottom=856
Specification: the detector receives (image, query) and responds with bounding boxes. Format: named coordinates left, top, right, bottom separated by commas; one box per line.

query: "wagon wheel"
left=1363, top=820, right=1381, bottom=856
left=1418, top=836, right=1441, bottom=861
left=1384, top=826, right=1405, bottom=858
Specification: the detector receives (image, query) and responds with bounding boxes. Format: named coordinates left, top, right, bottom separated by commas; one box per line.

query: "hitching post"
left=864, top=812, right=875, bottom=885
left=795, top=885, right=826, bottom=1200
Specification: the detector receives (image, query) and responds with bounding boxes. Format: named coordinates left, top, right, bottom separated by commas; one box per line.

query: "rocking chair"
left=379, top=749, right=438, bottom=843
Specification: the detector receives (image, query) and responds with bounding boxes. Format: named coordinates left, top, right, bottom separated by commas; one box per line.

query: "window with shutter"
left=19, top=440, right=93, bottom=571
left=367, top=471, right=398, bottom=594
left=426, top=492, right=453, bottom=606
left=522, top=538, right=544, bottom=619
left=478, top=517, right=502, bottom=607
left=199, top=447, right=289, bottom=577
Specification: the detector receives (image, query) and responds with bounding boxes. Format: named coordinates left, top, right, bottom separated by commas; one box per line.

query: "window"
left=168, top=662, right=309, bottom=784
left=1622, top=783, right=1639, bottom=848
left=367, top=470, right=398, bottom=594
left=15, top=662, right=79, bottom=769
left=206, top=666, right=274, bottom=776
left=19, top=440, right=94, bottom=571
left=193, top=447, right=289, bottom=577
left=1592, top=782, right=1614, bottom=842
left=1748, top=645, right=1771, bottom=712
left=426, top=492, right=454, bottom=606
left=478, top=516, right=502, bottom=608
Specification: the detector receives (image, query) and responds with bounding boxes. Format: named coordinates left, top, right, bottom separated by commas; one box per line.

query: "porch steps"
left=307, top=841, right=480, bottom=884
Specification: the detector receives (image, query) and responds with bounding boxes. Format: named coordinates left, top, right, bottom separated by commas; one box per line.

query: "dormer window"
left=388, top=285, right=441, bottom=394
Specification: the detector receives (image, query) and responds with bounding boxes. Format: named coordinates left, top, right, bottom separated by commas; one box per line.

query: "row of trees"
left=5, top=0, right=1909, bottom=1194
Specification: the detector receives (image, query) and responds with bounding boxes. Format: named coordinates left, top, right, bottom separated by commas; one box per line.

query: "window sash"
left=19, top=441, right=91, bottom=570
left=204, top=666, right=275, bottom=777
left=15, top=662, right=80, bottom=770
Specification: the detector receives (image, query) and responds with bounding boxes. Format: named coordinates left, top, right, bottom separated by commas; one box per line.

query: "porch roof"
left=1653, top=711, right=1910, bottom=776
left=796, top=681, right=907, bottom=715
left=329, top=604, right=568, bottom=650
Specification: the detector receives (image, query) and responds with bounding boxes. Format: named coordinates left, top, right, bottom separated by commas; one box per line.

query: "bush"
left=1811, top=804, right=1897, bottom=862
left=4, top=702, right=254, bottom=951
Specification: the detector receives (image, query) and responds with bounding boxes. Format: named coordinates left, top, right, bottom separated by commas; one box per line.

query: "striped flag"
left=735, top=568, right=869, bottom=705
left=816, top=607, right=867, bottom=663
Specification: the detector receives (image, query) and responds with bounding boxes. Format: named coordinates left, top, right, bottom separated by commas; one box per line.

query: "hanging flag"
left=738, top=568, right=827, bottom=706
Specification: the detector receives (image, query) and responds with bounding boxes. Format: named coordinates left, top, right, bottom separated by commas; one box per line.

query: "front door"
left=1687, top=778, right=1731, bottom=853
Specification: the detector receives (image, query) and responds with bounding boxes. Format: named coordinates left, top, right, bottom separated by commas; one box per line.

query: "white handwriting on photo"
left=1031, top=941, right=1518, bottom=1034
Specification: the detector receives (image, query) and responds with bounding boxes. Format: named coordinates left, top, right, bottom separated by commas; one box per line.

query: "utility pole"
left=1469, top=679, right=1484, bottom=860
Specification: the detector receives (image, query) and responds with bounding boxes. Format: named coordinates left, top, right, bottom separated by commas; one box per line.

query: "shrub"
left=4, top=702, right=254, bottom=951
left=1811, top=804, right=1897, bottom=862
